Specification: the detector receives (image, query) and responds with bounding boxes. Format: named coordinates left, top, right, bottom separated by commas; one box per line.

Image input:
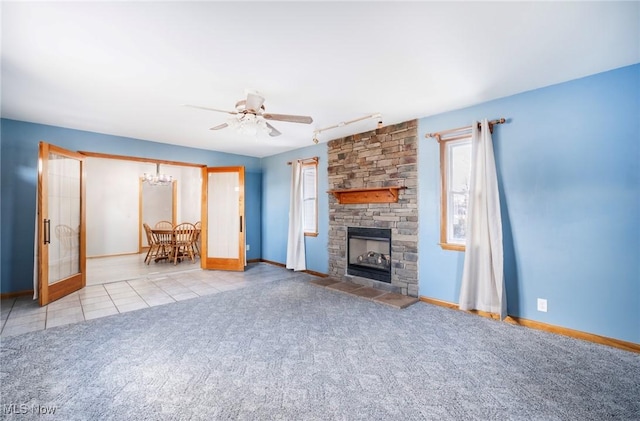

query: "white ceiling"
left=2, top=1, right=639, bottom=158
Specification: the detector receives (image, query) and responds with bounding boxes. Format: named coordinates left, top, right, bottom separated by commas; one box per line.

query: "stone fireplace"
left=327, top=120, right=418, bottom=296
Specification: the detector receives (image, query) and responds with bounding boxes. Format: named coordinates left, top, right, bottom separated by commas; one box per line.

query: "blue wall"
left=0, top=119, right=262, bottom=293
left=261, top=143, right=329, bottom=274
left=418, top=64, right=640, bottom=344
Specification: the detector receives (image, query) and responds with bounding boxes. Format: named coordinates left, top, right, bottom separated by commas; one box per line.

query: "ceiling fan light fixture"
left=228, top=114, right=272, bottom=136
left=187, top=91, right=312, bottom=138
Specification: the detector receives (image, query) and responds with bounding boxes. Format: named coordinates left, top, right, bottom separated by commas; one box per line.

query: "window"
left=302, top=161, right=318, bottom=236
left=440, top=137, right=471, bottom=251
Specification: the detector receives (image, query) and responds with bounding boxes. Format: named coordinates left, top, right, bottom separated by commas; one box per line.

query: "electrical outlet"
left=537, top=298, right=547, bottom=312
left=246, top=244, right=250, bottom=251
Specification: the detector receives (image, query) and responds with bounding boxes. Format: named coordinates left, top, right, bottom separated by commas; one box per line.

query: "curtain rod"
left=425, top=118, right=507, bottom=141
left=287, top=156, right=318, bottom=166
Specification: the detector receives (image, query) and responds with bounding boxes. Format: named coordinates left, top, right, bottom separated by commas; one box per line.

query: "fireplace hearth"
left=347, top=227, right=391, bottom=283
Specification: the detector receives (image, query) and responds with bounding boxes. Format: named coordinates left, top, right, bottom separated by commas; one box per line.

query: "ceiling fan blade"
left=245, top=92, right=265, bottom=113
left=262, top=113, right=313, bottom=124
left=266, top=123, right=281, bottom=137
left=209, top=123, right=228, bottom=130
left=183, top=104, right=237, bottom=115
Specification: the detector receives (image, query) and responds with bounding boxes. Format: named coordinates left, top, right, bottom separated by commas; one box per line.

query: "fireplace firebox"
left=347, top=227, right=392, bottom=283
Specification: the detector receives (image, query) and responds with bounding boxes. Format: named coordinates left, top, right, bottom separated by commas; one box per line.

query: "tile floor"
left=1, top=262, right=300, bottom=338
left=86, top=252, right=196, bottom=286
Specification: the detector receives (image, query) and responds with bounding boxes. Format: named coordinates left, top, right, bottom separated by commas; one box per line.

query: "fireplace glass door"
left=347, top=227, right=391, bottom=283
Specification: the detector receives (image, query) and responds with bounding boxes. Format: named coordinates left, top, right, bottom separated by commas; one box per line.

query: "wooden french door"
left=201, top=166, right=246, bottom=271
left=37, top=142, right=86, bottom=306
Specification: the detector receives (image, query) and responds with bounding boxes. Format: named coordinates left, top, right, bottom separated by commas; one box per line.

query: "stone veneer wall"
left=327, top=120, right=418, bottom=296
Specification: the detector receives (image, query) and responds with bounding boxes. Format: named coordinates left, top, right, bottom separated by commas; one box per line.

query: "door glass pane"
left=207, top=172, right=239, bottom=258
left=48, top=152, right=81, bottom=284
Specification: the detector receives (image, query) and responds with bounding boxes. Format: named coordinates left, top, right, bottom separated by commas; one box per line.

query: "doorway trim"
left=78, top=151, right=205, bottom=169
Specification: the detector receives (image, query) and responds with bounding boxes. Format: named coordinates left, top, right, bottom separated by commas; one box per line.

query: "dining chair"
left=193, top=221, right=202, bottom=258
left=154, top=220, right=173, bottom=230
left=171, top=222, right=197, bottom=265
left=153, top=229, right=173, bottom=262
left=143, top=223, right=160, bottom=265
left=54, top=224, right=78, bottom=257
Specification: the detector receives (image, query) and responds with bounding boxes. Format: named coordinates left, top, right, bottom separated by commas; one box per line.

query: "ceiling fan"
left=185, top=91, right=313, bottom=137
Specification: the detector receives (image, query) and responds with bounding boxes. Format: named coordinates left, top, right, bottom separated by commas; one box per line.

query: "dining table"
left=149, top=226, right=200, bottom=264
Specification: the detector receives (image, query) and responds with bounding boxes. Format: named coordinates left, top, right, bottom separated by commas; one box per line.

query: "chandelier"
left=227, top=114, right=272, bottom=136
left=142, top=163, right=173, bottom=186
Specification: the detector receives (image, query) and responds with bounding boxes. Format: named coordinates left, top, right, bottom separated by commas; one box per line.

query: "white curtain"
left=459, top=119, right=506, bottom=319
left=286, top=160, right=306, bottom=271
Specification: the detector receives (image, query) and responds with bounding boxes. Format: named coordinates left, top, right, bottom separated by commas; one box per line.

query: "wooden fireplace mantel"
left=328, top=186, right=406, bottom=204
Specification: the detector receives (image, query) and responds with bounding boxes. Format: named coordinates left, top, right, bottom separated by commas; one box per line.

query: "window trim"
left=439, top=135, right=471, bottom=251
left=301, top=160, right=318, bottom=237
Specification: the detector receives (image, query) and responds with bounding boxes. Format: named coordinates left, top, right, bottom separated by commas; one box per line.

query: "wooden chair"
left=193, top=221, right=202, bottom=258
left=152, top=229, right=173, bottom=262
left=171, top=223, right=197, bottom=265
left=154, top=220, right=173, bottom=230
left=143, top=223, right=160, bottom=264
left=55, top=224, right=78, bottom=257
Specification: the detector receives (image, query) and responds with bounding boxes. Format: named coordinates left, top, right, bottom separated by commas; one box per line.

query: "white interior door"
left=201, top=166, right=245, bottom=271
left=38, top=142, right=86, bottom=305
